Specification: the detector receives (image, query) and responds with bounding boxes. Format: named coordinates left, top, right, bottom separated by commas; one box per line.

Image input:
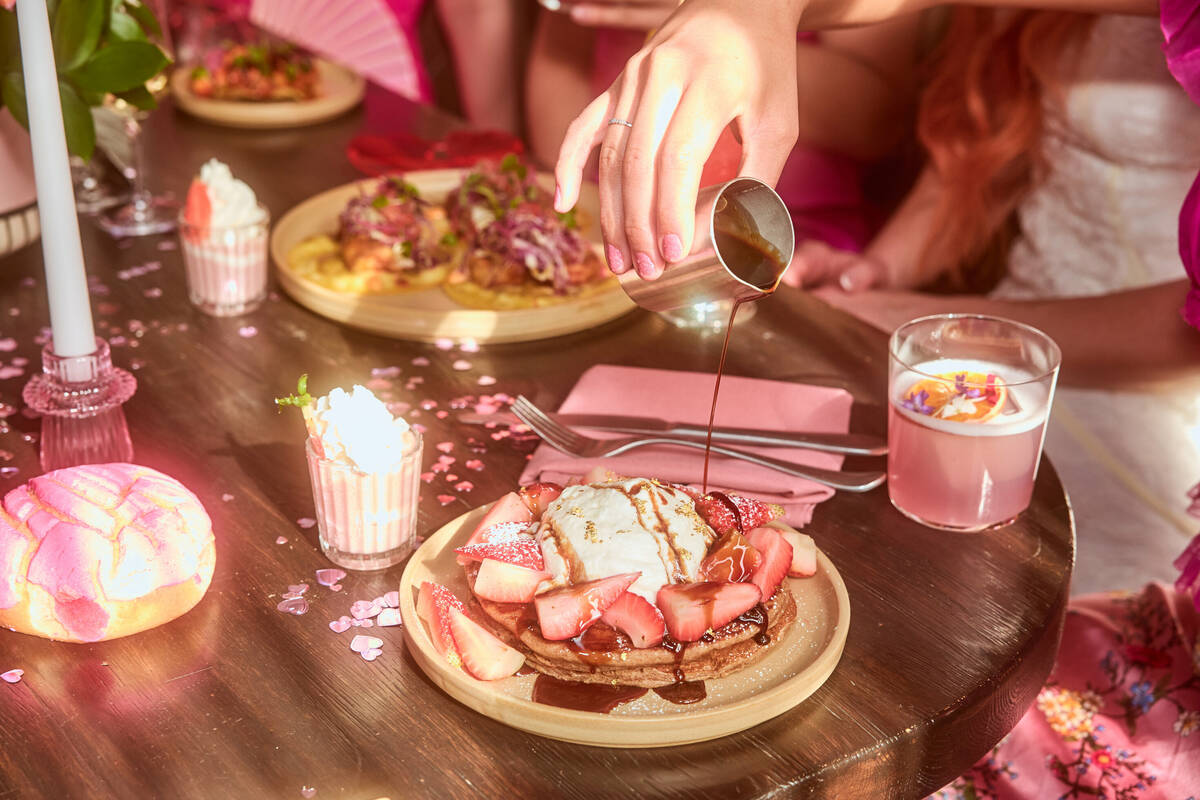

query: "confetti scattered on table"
left=412, top=356, right=430, bottom=367
left=238, top=326, right=258, bottom=338
left=375, top=608, right=402, bottom=627
left=285, top=584, right=309, bottom=598
left=315, top=569, right=346, bottom=587
left=465, top=459, right=484, bottom=471
left=297, top=517, right=316, bottom=529
left=436, top=494, right=456, bottom=506
left=478, top=375, right=496, bottom=386
left=350, top=635, right=383, bottom=654
left=0, top=339, right=15, bottom=352
left=434, top=338, right=454, bottom=351
left=1, top=669, right=23, bottom=684
left=329, top=617, right=352, bottom=634
left=222, top=493, right=235, bottom=502
left=275, top=536, right=288, bottom=545
left=454, top=481, right=474, bottom=492
left=435, top=441, right=454, bottom=454
left=276, top=597, right=309, bottom=615
left=350, top=600, right=382, bottom=620
left=451, top=359, right=472, bottom=371
left=301, top=786, right=317, bottom=798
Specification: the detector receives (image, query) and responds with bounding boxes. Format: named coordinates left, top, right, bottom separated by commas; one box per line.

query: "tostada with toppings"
left=285, top=176, right=459, bottom=293
left=440, top=155, right=610, bottom=310
left=417, top=472, right=822, bottom=687
left=189, top=41, right=320, bottom=102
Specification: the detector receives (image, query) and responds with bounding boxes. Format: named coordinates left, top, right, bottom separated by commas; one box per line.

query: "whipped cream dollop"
left=196, top=159, right=266, bottom=228
left=306, top=385, right=416, bottom=473
left=536, top=478, right=717, bottom=603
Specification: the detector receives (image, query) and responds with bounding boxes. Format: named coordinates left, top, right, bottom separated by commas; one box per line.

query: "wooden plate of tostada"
left=398, top=501, right=851, bottom=748
left=270, top=169, right=636, bottom=344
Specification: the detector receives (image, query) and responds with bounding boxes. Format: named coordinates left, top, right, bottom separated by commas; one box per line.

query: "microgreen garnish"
left=440, top=232, right=459, bottom=247
left=371, top=195, right=388, bottom=209
left=557, top=209, right=578, bottom=230
left=387, top=177, right=421, bottom=199
left=401, top=241, right=413, bottom=259
left=499, top=153, right=527, bottom=180
left=275, top=374, right=313, bottom=411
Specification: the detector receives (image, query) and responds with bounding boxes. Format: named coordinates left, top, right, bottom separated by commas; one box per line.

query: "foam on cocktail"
left=890, top=358, right=1050, bottom=437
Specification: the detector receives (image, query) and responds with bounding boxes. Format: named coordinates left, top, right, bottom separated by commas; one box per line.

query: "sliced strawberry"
left=599, top=591, right=665, bottom=648
left=447, top=607, right=525, bottom=680
left=464, top=492, right=534, bottom=547
left=456, top=537, right=544, bottom=571
left=518, top=481, right=564, bottom=517
left=745, top=527, right=793, bottom=601
left=533, top=572, right=640, bottom=640
left=183, top=179, right=212, bottom=230
left=779, top=530, right=817, bottom=577
left=656, top=581, right=762, bottom=643
left=472, top=558, right=551, bottom=603
left=694, top=492, right=783, bottom=535
left=416, top=581, right=466, bottom=668
left=699, top=530, right=762, bottom=582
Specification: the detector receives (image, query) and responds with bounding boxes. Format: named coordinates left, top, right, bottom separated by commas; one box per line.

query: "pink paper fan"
left=249, top=0, right=422, bottom=100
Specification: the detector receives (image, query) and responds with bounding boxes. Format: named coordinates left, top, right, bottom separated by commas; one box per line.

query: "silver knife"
left=457, top=411, right=887, bottom=456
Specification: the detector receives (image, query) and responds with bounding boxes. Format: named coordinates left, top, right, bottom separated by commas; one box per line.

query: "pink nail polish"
left=635, top=252, right=655, bottom=279
left=606, top=245, right=625, bottom=274
left=661, top=234, right=683, bottom=262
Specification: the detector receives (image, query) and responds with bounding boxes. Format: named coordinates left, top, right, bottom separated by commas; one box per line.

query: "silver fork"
left=512, top=396, right=886, bottom=493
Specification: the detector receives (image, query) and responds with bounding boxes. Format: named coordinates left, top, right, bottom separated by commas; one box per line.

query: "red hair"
left=916, top=9, right=1095, bottom=284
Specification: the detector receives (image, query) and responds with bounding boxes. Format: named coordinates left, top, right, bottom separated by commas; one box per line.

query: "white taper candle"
left=14, top=0, right=97, bottom=359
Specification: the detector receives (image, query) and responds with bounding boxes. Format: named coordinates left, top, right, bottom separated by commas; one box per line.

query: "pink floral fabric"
left=930, top=584, right=1200, bottom=800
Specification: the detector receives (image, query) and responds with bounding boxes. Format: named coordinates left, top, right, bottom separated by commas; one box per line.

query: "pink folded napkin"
left=518, top=365, right=854, bottom=526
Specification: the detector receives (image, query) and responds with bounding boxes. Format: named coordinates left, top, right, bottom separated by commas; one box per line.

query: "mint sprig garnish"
left=275, top=374, right=313, bottom=411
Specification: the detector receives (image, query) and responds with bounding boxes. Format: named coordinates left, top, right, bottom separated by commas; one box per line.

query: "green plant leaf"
left=114, top=84, right=155, bottom=111
left=67, top=40, right=167, bottom=93
left=108, top=7, right=147, bottom=43
left=121, top=0, right=161, bottom=39
left=53, top=0, right=106, bottom=73
left=1, top=70, right=27, bottom=129
left=0, top=11, right=20, bottom=74
left=59, top=79, right=94, bottom=160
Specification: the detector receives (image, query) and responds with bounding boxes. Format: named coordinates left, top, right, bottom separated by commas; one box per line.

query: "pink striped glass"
left=178, top=205, right=269, bottom=316
left=304, top=434, right=423, bottom=571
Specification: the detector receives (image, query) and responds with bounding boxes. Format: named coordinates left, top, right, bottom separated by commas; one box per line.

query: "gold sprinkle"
left=620, top=652, right=628, bottom=661
left=567, top=506, right=584, bottom=517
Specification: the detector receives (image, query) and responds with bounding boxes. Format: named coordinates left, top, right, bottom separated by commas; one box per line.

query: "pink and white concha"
left=0, top=463, right=215, bottom=642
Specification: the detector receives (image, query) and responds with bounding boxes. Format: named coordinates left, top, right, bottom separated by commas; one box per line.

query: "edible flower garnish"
left=902, top=389, right=935, bottom=415
left=937, top=394, right=978, bottom=419
left=954, top=373, right=984, bottom=399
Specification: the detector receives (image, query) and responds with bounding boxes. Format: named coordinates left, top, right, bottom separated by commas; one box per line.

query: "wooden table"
left=0, top=93, right=1074, bottom=799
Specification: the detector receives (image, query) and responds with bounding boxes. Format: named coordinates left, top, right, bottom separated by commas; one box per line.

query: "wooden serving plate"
left=399, top=503, right=850, bottom=748
left=269, top=169, right=636, bottom=344
left=170, top=59, right=365, bottom=129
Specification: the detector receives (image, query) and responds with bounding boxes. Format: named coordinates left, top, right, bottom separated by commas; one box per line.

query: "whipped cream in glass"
left=304, top=384, right=423, bottom=571
left=196, top=159, right=268, bottom=230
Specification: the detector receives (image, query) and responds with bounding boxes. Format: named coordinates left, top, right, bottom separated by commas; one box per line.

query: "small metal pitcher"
left=617, top=177, right=794, bottom=313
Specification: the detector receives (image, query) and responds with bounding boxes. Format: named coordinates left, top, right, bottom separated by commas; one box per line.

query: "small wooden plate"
left=170, top=60, right=365, bottom=129
left=269, top=169, right=636, bottom=344
left=399, top=503, right=850, bottom=748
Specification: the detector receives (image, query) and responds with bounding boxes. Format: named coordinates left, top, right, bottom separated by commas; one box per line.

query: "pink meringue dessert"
left=180, top=158, right=270, bottom=316
left=279, top=376, right=422, bottom=571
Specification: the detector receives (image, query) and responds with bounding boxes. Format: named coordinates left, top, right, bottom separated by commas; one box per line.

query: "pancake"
left=285, top=234, right=452, bottom=294
left=464, top=561, right=797, bottom=688
left=441, top=269, right=615, bottom=310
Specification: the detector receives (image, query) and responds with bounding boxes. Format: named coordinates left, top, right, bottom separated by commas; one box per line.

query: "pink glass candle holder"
left=304, top=434, right=423, bottom=571
left=22, top=337, right=137, bottom=418
left=40, top=406, right=134, bottom=471
left=178, top=205, right=269, bottom=316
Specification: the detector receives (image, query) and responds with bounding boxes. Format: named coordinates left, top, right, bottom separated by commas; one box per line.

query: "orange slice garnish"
left=901, top=371, right=1007, bottom=423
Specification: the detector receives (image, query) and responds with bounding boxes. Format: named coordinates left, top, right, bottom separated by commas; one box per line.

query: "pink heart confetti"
left=436, top=441, right=454, bottom=453
left=412, top=356, right=430, bottom=367
left=434, top=338, right=454, bottom=351
left=349, top=635, right=383, bottom=653
left=460, top=338, right=480, bottom=353
left=465, top=459, right=485, bottom=471
left=143, top=287, right=162, bottom=299
left=478, top=375, right=497, bottom=386
left=420, top=472, right=435, bottom=483
left=435, top=410, right=449, bottom=419
left=360, top=648, right=383, bottom=662
left=382, top=590, right=400, bottom=608
left=238, top=326, right=258, bottom=338
left=431, top=462, right=449, bottom=474
left=10, top=357, right=27, bottom=367
left=452, top=360, right=472, bottom=371
left=412, top=423, right=427, bottom=434
left=437, top=494, right=457, bottom=506
left=446, top=474, right=459, bottom=482
left=350, top=600, right=382, bottom=619
left=351, top=618, right=373, bottom=627
left=365, top=378, right=391, bottom=391
left=284, top=583, right=310, bottom=598
left=375, top=608, right=402, bottom=627
left=156, top=239, right=178, bottom=251
left=371, top=366, right=402, bottom=378
left=437, top=454, right=456, bottom=465
left=0, top=338, right=15, bottom=352
left=1, top=669, right=23, bottom=684
left=297, top=517, right=316, bottom=529
left=454, top=481, right=475, bottom=492
left=276, top=597, right=309, bottom=615
left=330, top=584, right=343, bottom=592
left=301, top=787, right=317, bottom=798
left=420, top=399, right=438, bottom=410
left=328, top=617, right=352, bottom=634
left=222, top=493, right=235, bottom=502
left=315, top=569, right=346, bottom=587
left=275, top=536, right=288, bottom=545
left=0, top=366, right=24, bottom=380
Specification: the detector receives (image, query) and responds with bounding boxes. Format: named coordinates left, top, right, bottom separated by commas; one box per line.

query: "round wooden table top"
left=0, top=91, right=1073, bottom=799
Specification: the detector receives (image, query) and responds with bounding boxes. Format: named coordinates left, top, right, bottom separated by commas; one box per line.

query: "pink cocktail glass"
left=887, top=315, right=1061, bottom=532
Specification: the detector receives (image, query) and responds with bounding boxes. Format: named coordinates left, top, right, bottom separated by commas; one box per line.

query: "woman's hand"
left=786, top=239, right=886, bottom=291
left=564, top=0, right=679, bottom=31
left=554, top=0, right=807, bottom=279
